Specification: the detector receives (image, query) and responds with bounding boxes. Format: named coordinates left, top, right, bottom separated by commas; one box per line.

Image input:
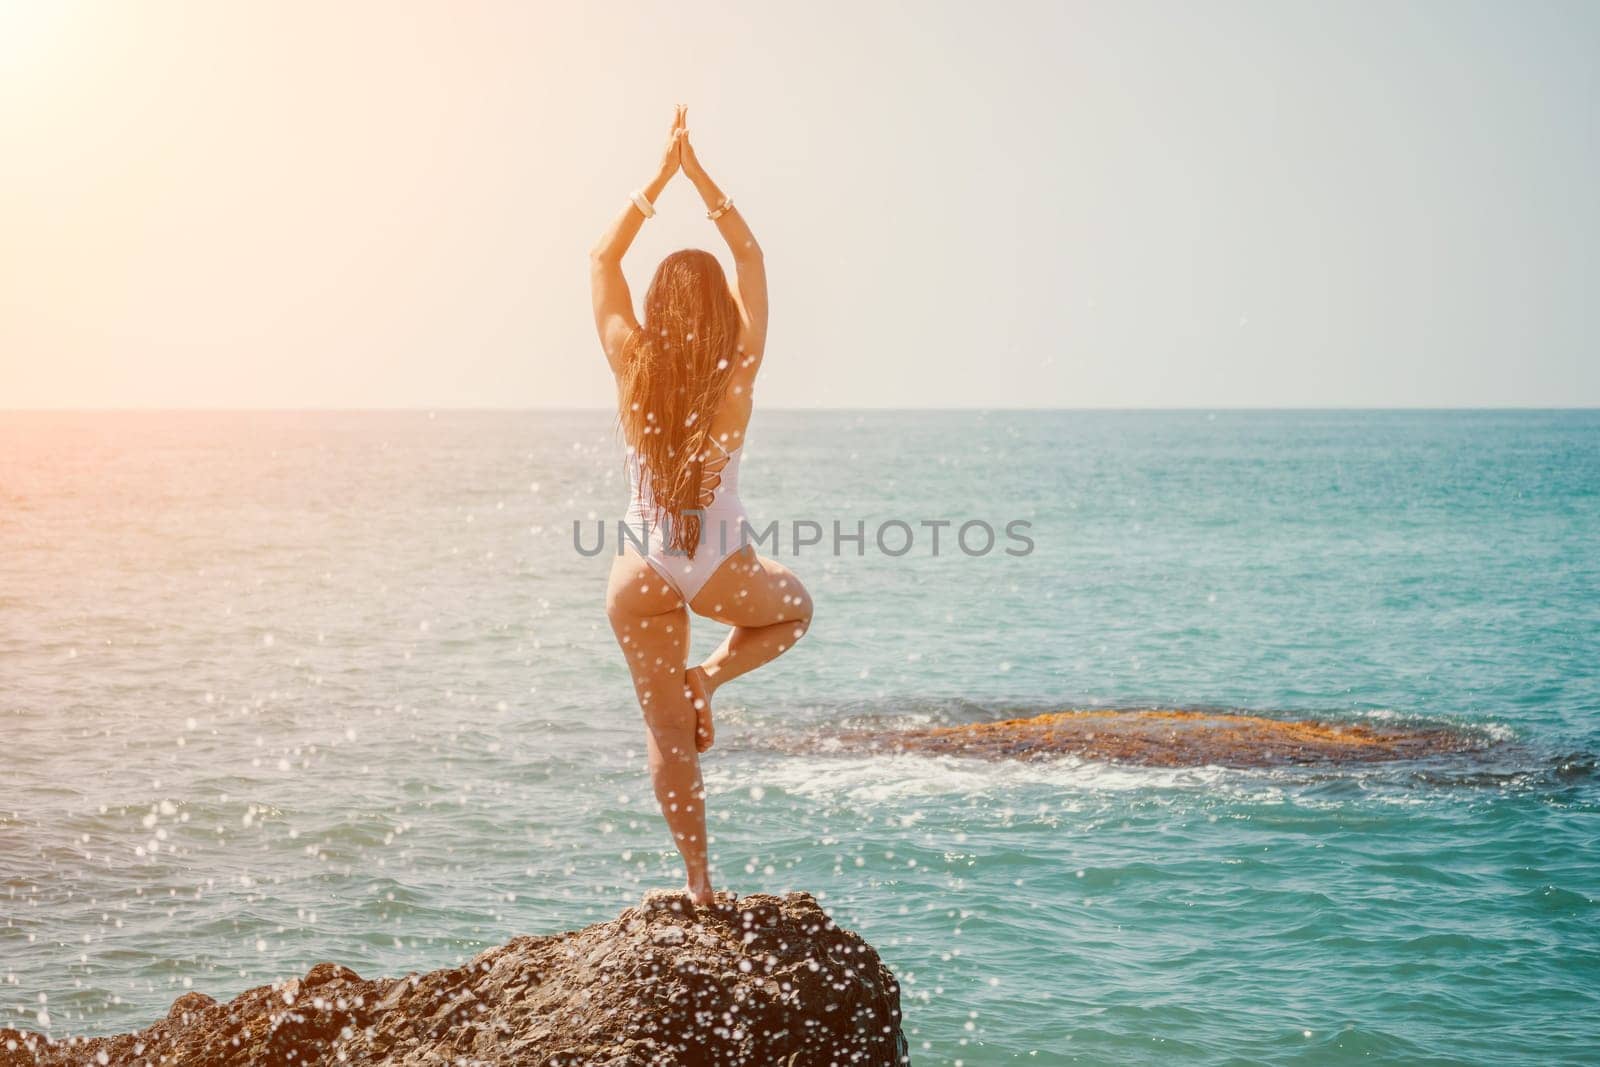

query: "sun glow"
left=0, top=1, right=76, bottom=76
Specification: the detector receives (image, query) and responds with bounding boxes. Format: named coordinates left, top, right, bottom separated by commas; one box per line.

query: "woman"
left=589, top=106, right=814, bottom=906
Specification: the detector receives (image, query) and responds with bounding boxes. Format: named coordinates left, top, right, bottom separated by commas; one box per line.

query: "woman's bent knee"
left=790, top=580, right=815, bottom=627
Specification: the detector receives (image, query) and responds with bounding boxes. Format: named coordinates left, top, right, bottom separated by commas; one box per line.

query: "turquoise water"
left=2, top=409, right=1597, bottom=1065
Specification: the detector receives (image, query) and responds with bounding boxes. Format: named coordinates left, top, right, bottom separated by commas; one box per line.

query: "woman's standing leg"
left=606, top=551, right=714, bottom=904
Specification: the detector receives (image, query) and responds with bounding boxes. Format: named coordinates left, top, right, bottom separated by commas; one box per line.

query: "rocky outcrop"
left=0, top=891, right=909, bottom=1067
left=819, top=708, right=1488, bottom=768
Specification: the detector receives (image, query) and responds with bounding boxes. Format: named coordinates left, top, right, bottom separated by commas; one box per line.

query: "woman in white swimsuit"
left=589, top=106, right=813, bottom=906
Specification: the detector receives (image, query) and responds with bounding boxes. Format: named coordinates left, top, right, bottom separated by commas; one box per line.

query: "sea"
left=2, top=409, right=1597, bottom=1065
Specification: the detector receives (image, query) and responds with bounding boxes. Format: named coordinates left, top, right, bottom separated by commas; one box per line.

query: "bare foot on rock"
left=685, top=666, right=714, bottom=753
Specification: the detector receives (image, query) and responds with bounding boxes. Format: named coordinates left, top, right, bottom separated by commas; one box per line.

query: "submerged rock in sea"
left=823, top=708, right=1489, bottom=768
left=0, top=891, right=909, bottom=1067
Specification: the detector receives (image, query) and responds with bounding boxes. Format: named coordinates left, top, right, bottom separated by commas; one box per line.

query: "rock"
left=1, top=890, right=910, bottom=1067
left=166, top=990, right=217, bottom=1018
left=303, top=962, right=361, bottom=987
left=816, top=708, right=1490, bottom=768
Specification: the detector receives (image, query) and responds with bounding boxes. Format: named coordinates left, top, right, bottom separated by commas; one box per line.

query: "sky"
left=1, top=0, right=1595, bottom=409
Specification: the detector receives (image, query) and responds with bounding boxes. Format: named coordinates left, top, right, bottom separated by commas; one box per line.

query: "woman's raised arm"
left=680, top=122, right=768, bottom=366
left=589, top=107, right=685, bottom=374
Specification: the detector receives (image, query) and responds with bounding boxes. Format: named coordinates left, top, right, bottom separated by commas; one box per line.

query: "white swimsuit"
left=624, top=437, right=751, bottom=603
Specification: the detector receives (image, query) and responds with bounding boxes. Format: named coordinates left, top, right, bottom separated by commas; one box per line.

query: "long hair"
left=619, top=249, right=743, bottom=557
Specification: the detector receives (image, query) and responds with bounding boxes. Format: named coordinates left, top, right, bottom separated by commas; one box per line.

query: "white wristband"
left=630, top=190, right=656, bottom=218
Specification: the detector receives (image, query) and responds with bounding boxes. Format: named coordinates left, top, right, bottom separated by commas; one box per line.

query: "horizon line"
left=3, top=405, right=1599, bottom=415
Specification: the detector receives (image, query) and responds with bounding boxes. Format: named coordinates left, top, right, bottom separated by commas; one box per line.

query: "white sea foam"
left=704, top=750, right=1257, bottom=806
